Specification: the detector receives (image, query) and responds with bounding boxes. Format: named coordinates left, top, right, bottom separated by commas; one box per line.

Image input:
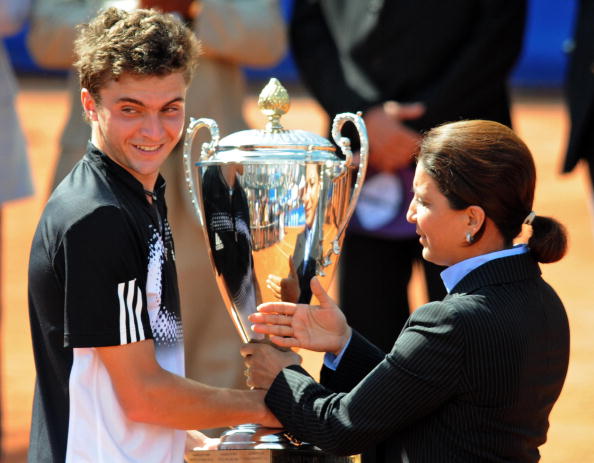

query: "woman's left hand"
left=240, top=343, right=302, bottom=390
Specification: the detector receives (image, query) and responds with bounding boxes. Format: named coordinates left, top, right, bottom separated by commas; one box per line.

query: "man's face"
left=303, top=164, right=321, bottom=228
left=82, top=72, right=187, bottom=190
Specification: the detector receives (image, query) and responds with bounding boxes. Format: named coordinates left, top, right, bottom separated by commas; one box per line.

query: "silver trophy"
left=183, top=78, right=367, bottom=460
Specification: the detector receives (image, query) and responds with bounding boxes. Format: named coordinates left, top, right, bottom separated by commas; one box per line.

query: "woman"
left=241, top=120, right=570, bottom=462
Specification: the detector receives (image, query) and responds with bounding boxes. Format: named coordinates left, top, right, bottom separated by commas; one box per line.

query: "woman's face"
left=406, top=163, right=470, bottom=266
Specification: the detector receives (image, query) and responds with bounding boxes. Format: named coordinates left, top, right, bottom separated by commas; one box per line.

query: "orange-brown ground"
left=2, top=78, right=593, bottom=462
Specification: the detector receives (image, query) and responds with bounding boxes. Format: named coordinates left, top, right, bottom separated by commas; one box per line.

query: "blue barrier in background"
left=511, top=0, right=576, bottom=87
left=3, top=0, right=578, bottom=88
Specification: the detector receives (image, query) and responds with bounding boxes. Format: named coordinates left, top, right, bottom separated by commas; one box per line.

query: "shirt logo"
left=215, top=232, right=224, bottom=251
left=117, top=278, right=146, bottom=345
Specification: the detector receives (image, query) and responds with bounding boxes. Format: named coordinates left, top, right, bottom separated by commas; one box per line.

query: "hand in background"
left=249, top=277, right=351, bottom=355
left=139, top=0, right=194, bottom=13
left=364, top=101, right=425, bottom=172
left=240, top=343, right=302, bottom=390
left=266, top=256, right=300, bottom=303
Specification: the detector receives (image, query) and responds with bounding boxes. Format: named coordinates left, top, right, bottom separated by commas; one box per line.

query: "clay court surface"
left=2, top=77, right=594, bottom=462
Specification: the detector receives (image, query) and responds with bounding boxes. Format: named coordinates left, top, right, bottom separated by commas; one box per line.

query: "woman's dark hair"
left=417, top=120, right=567, bottom=263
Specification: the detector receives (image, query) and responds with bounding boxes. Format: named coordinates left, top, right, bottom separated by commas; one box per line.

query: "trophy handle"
left=183, top=117, right=220, bottom=225
left=330, top=111, right=369, bottom=243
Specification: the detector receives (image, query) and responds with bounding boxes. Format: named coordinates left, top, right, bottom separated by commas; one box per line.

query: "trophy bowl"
left=183, top=78, right=368, bottom=456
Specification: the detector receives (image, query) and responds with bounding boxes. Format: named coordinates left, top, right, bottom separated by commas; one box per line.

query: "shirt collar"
left=440, top=244, right=529, bottom=293
left=84, top=141, right=166, bottom=202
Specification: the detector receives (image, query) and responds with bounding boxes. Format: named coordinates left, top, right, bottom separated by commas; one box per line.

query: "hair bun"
left=528, top=216, right=567, bottom=263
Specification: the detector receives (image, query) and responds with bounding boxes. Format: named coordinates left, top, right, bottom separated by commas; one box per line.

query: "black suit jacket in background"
left=564, top=0, right=594, bottom=176
left=291, top=0, right=526, bottom=138
left=265, top=253, right=570, bottom=462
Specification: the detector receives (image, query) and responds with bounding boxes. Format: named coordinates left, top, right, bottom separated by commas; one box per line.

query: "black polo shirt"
left=27, top=142, right=185, bottom=462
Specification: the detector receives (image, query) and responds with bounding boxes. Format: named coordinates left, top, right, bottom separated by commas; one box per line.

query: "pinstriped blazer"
left=265, top=253, right=569, bottom=462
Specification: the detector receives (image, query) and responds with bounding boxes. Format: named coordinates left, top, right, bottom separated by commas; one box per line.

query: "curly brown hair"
left=74, top=7, right=201, bottom=102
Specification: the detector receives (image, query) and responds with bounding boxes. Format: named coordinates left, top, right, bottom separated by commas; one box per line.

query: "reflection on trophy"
left=266, top=163, right=322, bottom=304
left=201, top=164, right=265, bottom=343
left=183, top=78, right=368, bottom=462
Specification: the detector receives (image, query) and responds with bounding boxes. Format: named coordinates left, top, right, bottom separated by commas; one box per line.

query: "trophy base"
left=218, top=423, right=296, bottom=450
left=186, top=449, right=360, bottom=463
left=185, top=424, right=359, bottom=463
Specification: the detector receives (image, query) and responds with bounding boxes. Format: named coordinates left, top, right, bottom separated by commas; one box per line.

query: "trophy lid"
left=200, top=78, right=338, bottom=164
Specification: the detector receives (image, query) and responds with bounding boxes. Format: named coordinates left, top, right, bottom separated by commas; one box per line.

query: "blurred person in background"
left=564, top=0, right=594, bottom=234
left=28, top=1, right=132, bottom=180
left=0, top=0, right=34, bottom=455
left=29, top=0, right=286, bottom=430
left=289, top=3, right=527, bottom=377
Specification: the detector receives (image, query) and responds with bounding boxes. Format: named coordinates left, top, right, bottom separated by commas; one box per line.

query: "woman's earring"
left=466, top=231, right=474, bottom=244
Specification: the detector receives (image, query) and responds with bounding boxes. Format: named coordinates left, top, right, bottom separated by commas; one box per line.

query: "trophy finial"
left=258, top=78, right=290, bottom=132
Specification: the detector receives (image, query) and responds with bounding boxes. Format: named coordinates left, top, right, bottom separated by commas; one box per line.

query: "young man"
left=27, top=8, right=278, bottom=463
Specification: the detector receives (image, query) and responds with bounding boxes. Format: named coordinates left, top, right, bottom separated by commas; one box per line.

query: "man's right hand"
left=249, top=277, right=351, bottom=355
left=364, top=101, right=425, bottom=172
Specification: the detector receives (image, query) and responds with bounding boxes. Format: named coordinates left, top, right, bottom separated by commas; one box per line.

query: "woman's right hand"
left=249, top=277, right=351, bottom=355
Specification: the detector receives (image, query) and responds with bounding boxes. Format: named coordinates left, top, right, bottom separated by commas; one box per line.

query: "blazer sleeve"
left=319, top=329, right=386, bottom=393
left=265, top=300, right=465, bottom=456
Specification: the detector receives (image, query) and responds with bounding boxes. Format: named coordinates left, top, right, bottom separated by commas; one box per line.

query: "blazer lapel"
left=448, top=253, right=541, bottom=296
